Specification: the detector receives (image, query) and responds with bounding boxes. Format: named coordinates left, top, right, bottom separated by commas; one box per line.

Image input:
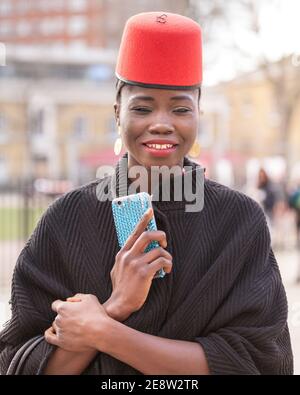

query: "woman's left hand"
left=44, top=294, right=110, bottom=352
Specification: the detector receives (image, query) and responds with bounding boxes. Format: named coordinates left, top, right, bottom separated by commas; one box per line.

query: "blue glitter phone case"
left=111, top=192, right=165, bottom=279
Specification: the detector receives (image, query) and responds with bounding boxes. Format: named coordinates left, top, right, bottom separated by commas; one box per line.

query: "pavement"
left=0, top=245, right=300, bottom=374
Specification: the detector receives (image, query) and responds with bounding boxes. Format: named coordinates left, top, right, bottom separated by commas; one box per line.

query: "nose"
left=148, top=113, right=175, bottom=135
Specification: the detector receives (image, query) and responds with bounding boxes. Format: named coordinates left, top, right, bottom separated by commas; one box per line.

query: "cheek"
left=122, top=123, right=137, bottom=144
left=121, top=116, right=145, bottom=142
left=178, top=117, right=198, bottom=141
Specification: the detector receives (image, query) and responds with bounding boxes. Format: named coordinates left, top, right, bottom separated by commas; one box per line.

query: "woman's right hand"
left=106, top=208, right=173, bottom=321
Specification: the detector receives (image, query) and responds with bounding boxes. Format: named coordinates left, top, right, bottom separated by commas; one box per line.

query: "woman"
left=257, top=168, right=281, bottom=224
left=0, top=12, right=293, bottom=375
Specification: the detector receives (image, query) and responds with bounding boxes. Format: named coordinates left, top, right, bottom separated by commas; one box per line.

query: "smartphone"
left=111, top=192, right=165, bottom=279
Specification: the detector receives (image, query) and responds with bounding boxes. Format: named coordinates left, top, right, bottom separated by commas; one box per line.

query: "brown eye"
left=174, top=108, right=191, bottom=113
left=132, top=107, right=151, bottom=113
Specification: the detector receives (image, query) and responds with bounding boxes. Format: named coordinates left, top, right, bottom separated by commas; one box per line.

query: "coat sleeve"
left=0, top=202, right=99, bottom=375
left=0, top=210, right=58, bottom=374
left=194, top=219, right=294, bottom=375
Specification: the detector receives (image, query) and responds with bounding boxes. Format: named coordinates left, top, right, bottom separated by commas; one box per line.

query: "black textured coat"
left=0, top=154, right=293, bottom=374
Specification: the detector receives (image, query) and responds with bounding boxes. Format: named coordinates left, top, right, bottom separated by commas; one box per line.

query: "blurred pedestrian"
left=257, top=168, right=279, bottom=223
left=289, top=185, right=300, bottom=233
left=288, top=184, right=300, bottom=282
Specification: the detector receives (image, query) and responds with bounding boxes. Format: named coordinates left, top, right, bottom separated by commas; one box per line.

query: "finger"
left=44, top=327, right=52, bottom=339
left=66, top=297, right=82, bottom=302
left=131, top=230, right=167, bottom=255
left=148, top=257, right=173, bottom=276
left=52, top=318, right=60, bottom=333
left=142, top=246, right=172, bottom=264
left=44, top=327, right=54, bottom=336
left=122, top=208, right=153, bottom=251
left=158, top=238, right=168, bottom=248
left=44, top=327, right=59, bottom=347
left=66, top=292, right=90, bottom=302
left=73, top=293, right=86, bottom=298
left=67, top=293, right=86, bottom=299
left=51, top=299, right=65, bottom=313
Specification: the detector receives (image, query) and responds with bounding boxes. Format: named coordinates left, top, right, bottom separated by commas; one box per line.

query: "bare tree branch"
left=188, top=0, right=299, bottom=163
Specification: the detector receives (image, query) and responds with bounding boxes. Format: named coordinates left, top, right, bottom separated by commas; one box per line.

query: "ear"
left=114, top=102, right=120, bottom=126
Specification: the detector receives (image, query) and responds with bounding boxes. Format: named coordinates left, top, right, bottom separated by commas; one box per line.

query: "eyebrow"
left=170, top=95, right=193, bottom=102
left=129, top=95, right=193, bottom=102
left=129, top=96, right=154, bottom=102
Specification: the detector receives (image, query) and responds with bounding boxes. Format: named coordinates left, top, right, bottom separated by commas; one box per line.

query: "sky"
left=203, top=0, right=300, bottom=86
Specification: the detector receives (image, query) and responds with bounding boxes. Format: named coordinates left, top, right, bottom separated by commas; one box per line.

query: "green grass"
left=0, top=207, right=46, bottom=240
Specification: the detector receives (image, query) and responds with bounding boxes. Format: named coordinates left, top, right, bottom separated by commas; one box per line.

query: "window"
left=0, top=113, right=8, bottom=144
left=86, top=65, right=113, bottom=82
left=68, top=0, right=87, bottom=12
left=241, top=97, right=253, bottom=118
left=30, top=110, right=45, bottom=135
left=38, top=0, right=65, bottom=12
left=0, top=155, right=8, bottom=184
left=0, top=42, right=5, bottom=66
left=40, top=17, right=64, bottom=35
left=16, top=21, right=31, bottom=37
left=72, top=116, right=89, bottom=140
left=16, top=0, right=31, bottom=14
left=68, top=16, right=87, bottom=35
left=0, top=21, right=12, bottom=37
left=0, top=113, right=6, bottom=129
left=199, top=118, right=213, bottom=148
left=37, top=0, right=48, bottom=11
left=0, top=1, right=12, bottom=16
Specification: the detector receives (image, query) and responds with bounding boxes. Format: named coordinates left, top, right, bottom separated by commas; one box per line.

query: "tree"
left=188, top=0, right=300, bottom=170
left=231, top=0, right=300, bottom=168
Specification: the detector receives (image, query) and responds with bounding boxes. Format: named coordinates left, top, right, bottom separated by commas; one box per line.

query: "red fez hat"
left=116, top=12, right=202, bottom=89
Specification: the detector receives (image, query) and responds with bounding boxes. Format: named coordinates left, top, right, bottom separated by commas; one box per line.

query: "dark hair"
left=115, top=79, right=127, bottom=104
left=115, top=78, right=201, bottom=104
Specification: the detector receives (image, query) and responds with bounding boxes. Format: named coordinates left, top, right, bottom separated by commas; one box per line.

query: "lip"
left=142, top=139, right=179, bottom=145
left=141, top=141, right=178, bottom=157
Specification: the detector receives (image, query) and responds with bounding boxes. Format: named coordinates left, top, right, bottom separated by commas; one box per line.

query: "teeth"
left=146, top=144, right=175, bottom=150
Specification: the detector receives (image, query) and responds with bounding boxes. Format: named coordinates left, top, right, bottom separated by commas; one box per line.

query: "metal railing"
left=0, top=182, right=56, bottom=288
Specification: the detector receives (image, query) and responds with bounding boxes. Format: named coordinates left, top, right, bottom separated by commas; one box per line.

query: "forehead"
left=121, top=84, right=198, bottom=102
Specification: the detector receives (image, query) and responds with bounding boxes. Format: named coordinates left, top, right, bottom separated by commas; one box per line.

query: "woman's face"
left=114, top=85, right=200, bottom=169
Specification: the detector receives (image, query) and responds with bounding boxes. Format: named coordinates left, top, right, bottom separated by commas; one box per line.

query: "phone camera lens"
left=117, top=200, right=122, bottom=206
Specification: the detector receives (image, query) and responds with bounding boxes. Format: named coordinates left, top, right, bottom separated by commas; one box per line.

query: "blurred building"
left=2, top=2, right=298, bottom=189
left=194, top=87, right=232, bottom=184
left=0, top=0, right=189, bottom=50
left=0, top=0, right=192, bottom=187
left=198, top=56, right=300, bottom=187
left=219, top=65, right=300, bottom=166
left=0, top=0, right=105, bottom=49
left=0, top=51, right=118, bottom=186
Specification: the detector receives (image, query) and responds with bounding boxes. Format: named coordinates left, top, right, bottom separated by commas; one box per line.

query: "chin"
left=144, top=155, right=176, bottom=165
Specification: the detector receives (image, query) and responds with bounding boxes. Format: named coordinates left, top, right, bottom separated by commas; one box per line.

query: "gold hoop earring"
left=188, top=140, right=201, bottom=158
left=114, top=126, right=123, bottom=156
